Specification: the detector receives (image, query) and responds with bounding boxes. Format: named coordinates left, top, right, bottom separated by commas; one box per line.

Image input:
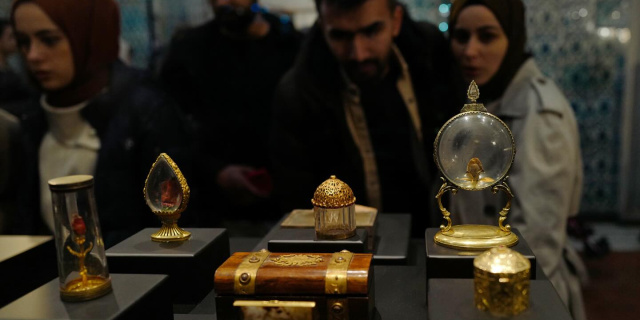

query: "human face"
left=13, top=3, right=74, bottom=91
left=450, top=5, right=508, bottom=86
left=210, top=0, right=256, bottom=34
left=0, top=26, right=17, bottom=55
left=210, top=0, right=254, bottom=9
left=320, top=0, right=402, bottom=85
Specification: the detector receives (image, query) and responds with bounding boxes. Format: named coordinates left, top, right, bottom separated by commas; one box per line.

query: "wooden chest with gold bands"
left=214, top=250, right=375, bottom=320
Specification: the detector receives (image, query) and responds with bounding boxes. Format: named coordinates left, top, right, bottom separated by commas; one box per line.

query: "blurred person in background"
left=11, top=0, right=191, bottom=247
left=0, top=108, right=21, bottom=234
left=160, top=0, right=301, bottom=233
left=270, top=0, right=455, bottom=236
left=0, top=19, right=33, bottom=109
left=448, top=1, right=587, bottom=319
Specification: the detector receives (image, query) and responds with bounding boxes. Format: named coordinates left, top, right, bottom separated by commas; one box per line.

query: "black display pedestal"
left=267, top=228, right=369, bottom=253
left=0, top=236, right=57, bottom=308
left=189, top=239, right=428, bottom=319
left=106, top=228, right=229, bottom=304
left=255, top=214, right=412, bottom=264
left=428, top=279, right=573, bottom=320
left=425, top=228, right=537, bottom=280
left=0, top=274, right=172, bottom=320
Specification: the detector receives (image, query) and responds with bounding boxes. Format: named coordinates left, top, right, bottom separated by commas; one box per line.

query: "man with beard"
left=270, top=0, right=455, bottom=236
left=160, top=0, right=301, bottom=230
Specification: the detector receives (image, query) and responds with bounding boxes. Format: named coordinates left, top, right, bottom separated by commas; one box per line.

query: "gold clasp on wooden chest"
left=234, top=249, right=270, bottom=295
left=325, top=250, right=354, bottom=295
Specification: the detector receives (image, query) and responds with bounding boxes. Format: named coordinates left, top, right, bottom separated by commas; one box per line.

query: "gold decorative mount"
left=145, top=153, right=191, bottom=242
left=311, top=175, right=356, bottom=209
left=150, top=214, right=191, bottom=242
left=270, top=254, right=324, bottom=267
left=234, top=250, right=270, bottom=295
left=468, top=80, right=480, bottom=102
left=434, top=225, right=518, bottom=250
left=434, top=177, right=518, bottom=250
left=60, top=276, right=112, bottom=302
left=144, top=153, right=190, bottom=215
left=461, top=80, right=487, bottom=112
left=435, top=177, right=458, bottom=232
left=325, top=250, right=353, bottom=295
left=233, top=300, right=316, bottom=308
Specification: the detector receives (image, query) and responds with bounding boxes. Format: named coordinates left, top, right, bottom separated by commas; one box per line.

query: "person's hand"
left=216, top=165, right=270, bottom=204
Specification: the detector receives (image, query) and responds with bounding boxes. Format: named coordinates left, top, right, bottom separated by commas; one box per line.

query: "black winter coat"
left=270, top=16, right=457, bottom=234
left=15, top=61, right=192, bottom=247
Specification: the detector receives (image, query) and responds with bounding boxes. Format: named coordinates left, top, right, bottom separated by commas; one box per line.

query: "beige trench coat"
left=451, top=59, right=588, bottom=320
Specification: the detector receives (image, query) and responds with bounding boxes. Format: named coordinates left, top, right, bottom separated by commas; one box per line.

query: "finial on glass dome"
left=468, top=80, right=480, bottom=102
left=461, top=80, right=487, bottom=113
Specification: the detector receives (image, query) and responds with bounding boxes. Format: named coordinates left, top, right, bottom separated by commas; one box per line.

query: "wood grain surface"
left=214, top=252, right=372, bottom=295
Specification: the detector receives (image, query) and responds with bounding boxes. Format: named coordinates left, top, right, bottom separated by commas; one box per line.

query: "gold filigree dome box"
left=312, top=175, right=357, bottom=240
left=214, top=250, right=374, bottom=320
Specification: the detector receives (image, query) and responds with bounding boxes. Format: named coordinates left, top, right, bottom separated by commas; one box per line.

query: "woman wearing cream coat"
left=448, top=1, right=587, bottom=319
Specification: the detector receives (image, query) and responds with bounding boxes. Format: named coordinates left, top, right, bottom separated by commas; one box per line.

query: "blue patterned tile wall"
left=405, top=0, right=630, bottom=217
left=117, top=0, right=151, bottom=68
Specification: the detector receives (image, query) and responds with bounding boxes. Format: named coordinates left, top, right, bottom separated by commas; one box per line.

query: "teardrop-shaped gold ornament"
left=467, top=80, right=480, bottom=102
left=144, top=153, right=191, bottom=242
left=461, top=80, right=487, bottom=112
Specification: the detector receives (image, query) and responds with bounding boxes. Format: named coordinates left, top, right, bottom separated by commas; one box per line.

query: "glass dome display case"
left=433, top=81, right=518, bottom=250
left=48, top=175, right=112, bottom=301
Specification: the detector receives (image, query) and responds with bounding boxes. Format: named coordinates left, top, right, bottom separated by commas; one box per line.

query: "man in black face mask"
left=160, top=0, right=301, bottom=233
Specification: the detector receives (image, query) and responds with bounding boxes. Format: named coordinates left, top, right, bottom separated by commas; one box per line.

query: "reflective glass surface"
left=436, top=112, right=515, bottom=190
left=145, top=156, right=183, bottom=213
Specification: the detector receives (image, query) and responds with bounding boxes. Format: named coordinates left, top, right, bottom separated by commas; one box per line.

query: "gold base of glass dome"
left=434, top=224, right=518, bottom=250
left=61, top=276, right=112, bottom=302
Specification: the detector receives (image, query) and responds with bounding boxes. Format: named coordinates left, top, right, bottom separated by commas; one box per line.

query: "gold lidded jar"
left=473, top=246, right=530, bottom=316
left=48, top=175, right=112, bottom=301
left=311, top=175, right=356, bottom=240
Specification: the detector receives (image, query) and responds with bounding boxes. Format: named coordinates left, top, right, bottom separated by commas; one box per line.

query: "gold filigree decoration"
left=461, top=81, right=488, bottom=112
left=144, top=153, right=190, bottom=215
left=468, top=80, right=480, bottom=102
left=435, top=177, right=458, bottom=232
left=474, top=247, right=530, bottom=316
left=144, top=153, right=191, bottom=242
left=311, top=175, right=356, bottom=209
left=492, top=179, right=514, bottom=233
left=270, top=254, right=325, bottom=267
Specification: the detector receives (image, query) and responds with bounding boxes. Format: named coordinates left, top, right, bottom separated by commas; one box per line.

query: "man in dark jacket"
left=270, top=0, right=456, bottom=235
left=160, top=0, right=301, bottom=229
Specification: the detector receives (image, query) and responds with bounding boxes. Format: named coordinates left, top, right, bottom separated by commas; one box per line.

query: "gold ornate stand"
left=151, top=213, right=191, bottom=242
left=433, top=178, right=518, bottom=250
left=61, top=276, right=112, bottom=302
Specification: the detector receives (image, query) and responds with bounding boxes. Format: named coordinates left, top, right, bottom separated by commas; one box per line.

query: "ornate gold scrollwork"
left=492, top=179, right=514, bottom=233
left=270, top=254, right=324, bottom=267
left=435, top=177, right=458, bottom=232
